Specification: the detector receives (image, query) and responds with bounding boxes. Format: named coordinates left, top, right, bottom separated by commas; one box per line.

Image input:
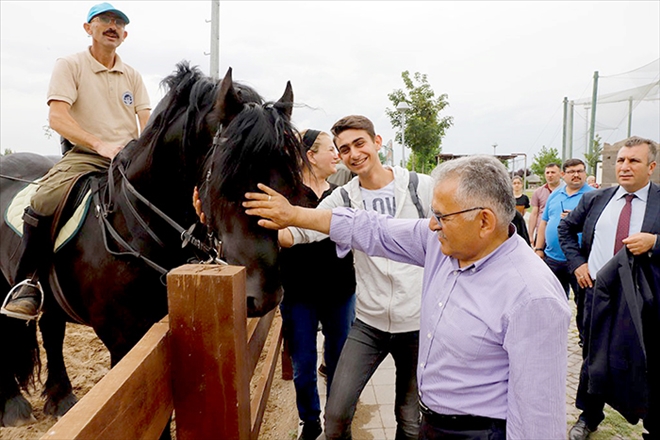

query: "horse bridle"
left=196, top=128, right=231, bottom=264
left=93, top=156, right=227, bottom=279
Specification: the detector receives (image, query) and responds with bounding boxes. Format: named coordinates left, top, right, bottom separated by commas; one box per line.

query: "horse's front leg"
left=0, top=316, right=36, bottom=426
left=0, top=273, right=38, bottom=427
left=0, top=373, right=35, bottom=427
left=39, top=310, right=78, bottom=417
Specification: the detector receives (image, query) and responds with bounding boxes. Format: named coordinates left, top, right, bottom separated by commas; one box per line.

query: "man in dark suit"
left=559, top=136, right=659, bottom=440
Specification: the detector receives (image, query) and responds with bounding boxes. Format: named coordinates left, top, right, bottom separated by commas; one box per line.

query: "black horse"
left=0, top=63, right=305, bottom=427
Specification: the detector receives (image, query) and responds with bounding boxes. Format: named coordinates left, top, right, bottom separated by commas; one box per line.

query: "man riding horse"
left=1, top=2, right=151, bottom=320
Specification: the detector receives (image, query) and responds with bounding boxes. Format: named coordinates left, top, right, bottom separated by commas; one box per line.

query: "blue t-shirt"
left=542, top=184, right=595, bottom=261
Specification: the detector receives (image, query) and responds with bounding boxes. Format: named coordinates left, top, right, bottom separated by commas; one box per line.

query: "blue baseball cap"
left=87, top=3, right=130, bottom=24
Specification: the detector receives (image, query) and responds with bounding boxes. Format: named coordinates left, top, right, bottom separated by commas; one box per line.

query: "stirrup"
left=1, top=279, right=44, bottom=321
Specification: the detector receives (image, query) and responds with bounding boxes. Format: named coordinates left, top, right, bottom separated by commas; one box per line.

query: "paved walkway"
left=305, top=299, right=636, bottom=440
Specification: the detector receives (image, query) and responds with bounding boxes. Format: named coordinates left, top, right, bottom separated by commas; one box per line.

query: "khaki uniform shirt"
left=47, top=47, right=150, bottom=146
left=32, top=49, right=150, bottom=217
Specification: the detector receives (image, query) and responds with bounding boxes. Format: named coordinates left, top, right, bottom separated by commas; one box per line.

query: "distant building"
left=526, top=174, right=542, bottom=189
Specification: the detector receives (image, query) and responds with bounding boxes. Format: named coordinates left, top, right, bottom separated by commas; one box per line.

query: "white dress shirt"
left=588, top=183, right=650, bottom=278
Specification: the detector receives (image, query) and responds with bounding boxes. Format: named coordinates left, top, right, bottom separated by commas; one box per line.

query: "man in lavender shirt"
left=245, top=155, right=571, bottom=439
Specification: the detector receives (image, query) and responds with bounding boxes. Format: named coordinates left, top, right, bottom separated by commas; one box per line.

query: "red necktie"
left=614, top=194, right=635, bottom=255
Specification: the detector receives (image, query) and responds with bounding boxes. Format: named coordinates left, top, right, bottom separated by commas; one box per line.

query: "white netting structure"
left=568, top=58, right=659, bottom=158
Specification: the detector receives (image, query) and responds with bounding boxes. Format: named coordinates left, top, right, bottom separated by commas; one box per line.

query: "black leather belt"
left=420, top=401, right=506, bottom=432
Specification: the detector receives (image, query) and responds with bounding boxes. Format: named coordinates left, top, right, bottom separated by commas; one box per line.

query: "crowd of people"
left=1, top=3, right=658, bottom=440
left=244, top=133, right=658, bottom=440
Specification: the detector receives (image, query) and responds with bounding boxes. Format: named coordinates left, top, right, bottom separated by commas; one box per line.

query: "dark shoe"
left=569, top=419, right=595, bottom=440
left=1, top=280, right=42, bottom=320
left=299, top=419, right=322, bottom=440
left=1, top=207, right=52, bottom=321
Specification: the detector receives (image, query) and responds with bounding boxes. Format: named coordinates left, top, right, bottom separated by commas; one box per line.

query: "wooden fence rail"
left=42, top=264, right=282, bottom=440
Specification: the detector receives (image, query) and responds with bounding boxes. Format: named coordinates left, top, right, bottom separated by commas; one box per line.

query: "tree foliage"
left=583, top=134, right=603, bottom=175
left=386, top=71, right=453, bottom=173
left=530, top=146, right=562, bottom=183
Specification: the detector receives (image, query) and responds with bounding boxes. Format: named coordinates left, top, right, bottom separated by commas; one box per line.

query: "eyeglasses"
left=94, top=15, right=127, bottom=28
left=432, top=207, right=484, bottom=225
left=564, top=169, right=586, bottom=175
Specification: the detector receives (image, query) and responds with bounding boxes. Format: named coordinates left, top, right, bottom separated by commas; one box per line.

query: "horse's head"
left=201, top=69, right=306, bottom=317
left=120, top=62, right=225, bottom=219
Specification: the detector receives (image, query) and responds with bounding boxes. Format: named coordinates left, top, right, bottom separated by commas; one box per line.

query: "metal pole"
left=562, top=97, right=568, bottom=162
left=401, top=115, right=406, bottom=168
left=568, top=101, right=574, bottom=159
left=396, top=102, right=410, bottom=168
left=588, top=71, right=599, bottom=174
left=210, top=0, right=220, bottom=80
left=627, top=96, right=633, bottom=137
left=584, top=105, right=590, bottom=157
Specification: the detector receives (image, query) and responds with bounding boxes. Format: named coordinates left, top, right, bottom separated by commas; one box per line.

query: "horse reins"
left=93, top=161, right=227, bottom=278
left=0, top=174, right=40, bottom=184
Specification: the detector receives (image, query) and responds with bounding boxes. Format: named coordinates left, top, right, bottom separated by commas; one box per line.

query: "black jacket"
left=587, top=249, right=658, bottom=423
left=558, top=182, right=660, bottom=423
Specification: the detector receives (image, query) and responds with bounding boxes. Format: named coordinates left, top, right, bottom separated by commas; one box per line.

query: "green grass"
left=568, top=406, right=646, bottom=439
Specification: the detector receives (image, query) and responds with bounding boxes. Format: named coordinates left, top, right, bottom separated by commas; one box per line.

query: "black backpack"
left=339, top=171, right=425, bottom=218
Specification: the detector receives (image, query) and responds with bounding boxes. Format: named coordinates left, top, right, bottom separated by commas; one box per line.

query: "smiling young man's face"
left=335, top=129, right=382, bottom=177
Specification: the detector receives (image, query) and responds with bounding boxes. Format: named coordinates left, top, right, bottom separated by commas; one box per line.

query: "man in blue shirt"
left=534, top=158, right=594, bottom=340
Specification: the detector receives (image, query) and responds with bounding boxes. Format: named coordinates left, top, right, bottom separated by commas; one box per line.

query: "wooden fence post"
left=167, top=264, right=249, bottom=440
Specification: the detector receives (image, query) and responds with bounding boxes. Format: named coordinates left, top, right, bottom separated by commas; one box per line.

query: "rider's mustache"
left=103, top=30, right=119, bottom=38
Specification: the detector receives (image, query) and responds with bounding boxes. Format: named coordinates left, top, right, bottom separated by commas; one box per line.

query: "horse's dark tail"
left=0, top=312, right=41, bottom=391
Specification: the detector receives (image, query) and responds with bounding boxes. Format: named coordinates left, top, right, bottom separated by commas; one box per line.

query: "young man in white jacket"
left=284, top=115, right=433, bottom=440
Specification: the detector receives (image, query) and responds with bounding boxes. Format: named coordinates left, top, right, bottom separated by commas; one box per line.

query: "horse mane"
left=204, top=102, right=306, bottom=210
left=110, top=61, right=304, bottom=224
left=117, top=62, right=218, bottom=176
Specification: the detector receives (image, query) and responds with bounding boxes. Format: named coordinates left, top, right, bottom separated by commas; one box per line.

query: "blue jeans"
left=324, top=319, right=420, bottom=440
left=280, top=295, right=355, bottom=424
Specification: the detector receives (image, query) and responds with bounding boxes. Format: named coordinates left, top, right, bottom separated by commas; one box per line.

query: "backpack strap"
left=340, top=187, right=351, bottom=208
left=342, top=173, right=424, bottom=218
left=408, top=171, right=425, bottom=218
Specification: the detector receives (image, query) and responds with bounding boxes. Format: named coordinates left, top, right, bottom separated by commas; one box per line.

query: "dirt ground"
left=0, top=323, right=111, bottom=440
left=0, top=323, right=321, bottom=440
left=0, top=322, right=383, bottom=440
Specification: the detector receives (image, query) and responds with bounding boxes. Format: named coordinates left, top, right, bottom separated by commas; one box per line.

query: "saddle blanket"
left=4, top=181, right=92, bottom=252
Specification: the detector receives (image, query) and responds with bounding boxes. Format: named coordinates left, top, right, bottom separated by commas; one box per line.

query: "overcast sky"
left=1, top=1, right=659, bottom=168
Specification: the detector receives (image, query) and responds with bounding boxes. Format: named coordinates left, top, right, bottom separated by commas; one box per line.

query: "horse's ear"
left=275, top=81, right=294, bottom=120
left=215, top=67, right=243, bottom=126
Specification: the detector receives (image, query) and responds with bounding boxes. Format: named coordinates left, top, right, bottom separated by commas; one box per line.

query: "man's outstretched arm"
left=243, top=183, right=332, bottom=233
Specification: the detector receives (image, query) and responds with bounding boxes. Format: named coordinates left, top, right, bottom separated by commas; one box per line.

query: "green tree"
left=386, top=71, right=453, bottom=173
left=530, top=146, right=562, bottom=183
left=583, top=134, right=603, bottom=175
left=2, top=148, right=13, bottom=156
